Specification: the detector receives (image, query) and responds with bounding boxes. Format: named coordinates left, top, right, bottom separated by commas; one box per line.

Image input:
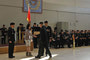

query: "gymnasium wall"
left=0, top=0, right=90, bottom=31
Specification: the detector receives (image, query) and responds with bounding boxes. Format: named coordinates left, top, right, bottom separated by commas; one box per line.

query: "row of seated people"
left=0, top=22, right=90, bottom=50
left=50, top=30, right=90, bottom=48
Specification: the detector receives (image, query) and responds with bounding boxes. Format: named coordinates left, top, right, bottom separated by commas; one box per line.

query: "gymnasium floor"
left=0, top=46, right=90, bottom=60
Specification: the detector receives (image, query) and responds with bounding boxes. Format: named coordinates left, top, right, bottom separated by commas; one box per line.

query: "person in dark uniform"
left=79, top=30, right=82, bottom=46
left=75, top=30, right=80, bottom=47
left=54, top=27, right=57, bottom=32
left=60, top=30, right=65, bottom=48
left=70, top=30, right=75, bottom=47
left=56, top=34, right=60, bottom=48
left=84, top=30, right=88, bottom=46
left=52, top=31, right=57, bottom=48
left=74, top=30, right=78, bottom=47
left=0, top=25, right=7, bottom=44
left=35, top=22, right=52, bottom=59
left=8, top=22, right=15, bottom=58
left=43, top=21, right=52, bottom=56
left=21, top=24, right=25, bottom=31
left=43, top=21, right=52, bottom=47
left=17, top=23, right=22, bottom=40
left=64, top=31, right=71, bottom=48
left=32, top=23, right=38, bottom=48
left=87, top=30, right=90, bottom=45
left=26, top=22, right=30, bottom=29
left=21, top=24, right=25, bottom=40
left=21, top=24, right=25, bottom=42
left=80, top=30, right=85, bottom=46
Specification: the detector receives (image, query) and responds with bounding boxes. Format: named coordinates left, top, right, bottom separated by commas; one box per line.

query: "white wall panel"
left=0, top=6, right=35, bottom=30
left=0, top=0, right=90, bottom=30
left=58, top=12, right=76, bottom=30
left=76, top=14, right=90, bottom=30
left=34, top=10, right=57, bottom=29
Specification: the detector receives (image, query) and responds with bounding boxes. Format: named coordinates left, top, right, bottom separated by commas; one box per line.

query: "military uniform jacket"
left=87, top=33, right=90, bottom=39
left=8, top=27, right=15, bottom=42
left=0, top=28, right=7, bottom=36
left=80, top=33, right=85, bottom=39
left=32, top=27, right=40, bottom=34
left=75, top=33, right=80, bottom=40
left=39, top=28, right=48, bottom=45
left=43, top=26, right=52, bottom=37
left=52, top=33, right=57, bottom=40
left=60, top=33, right=65, bottom=41
left=64, top=34, right=70, bottom=41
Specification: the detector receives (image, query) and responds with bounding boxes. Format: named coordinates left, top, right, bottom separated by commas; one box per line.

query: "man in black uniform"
left=52, top=31, right=57, bottom=48
left=70, top=30, right=76, bottom=47
left=35, top=22, right=52, bottom=59
left=64, top=31, right=71, bottom=48
left=44, top=21, right=52, bottom=46
left=80, top=30, right=85, bottom=46
left=32, top=23, right=38, bottom=48
left=60, top=30, right=65, bottom=48
left=0, top=25, right=7, bottom=44
left=79, top=30, right=83, bottom=46
left=75, top=30, right=80, bottom=47
left=87, top=30, right=90, bottom=45
left=84, top=30, right=88, bottom=46
left=54, top=27, right=57, bottom=32
left=17, top=23, right=22, bottom=40
left=8, top=22, right=15, bottom=58
left=43, top=21, right=52, bottom=56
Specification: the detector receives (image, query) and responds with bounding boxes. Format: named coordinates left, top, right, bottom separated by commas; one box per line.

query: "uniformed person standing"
left=21, top=24, right=25, bottom=40
left=43, top=21, right=52, bottom=56
left=17, top=23, right=22, bottom=40
left=35, top=22, right=52, bottom=59
left=32, top=23, right=38, bottom=48
left=0, top=25, right=7, bottom=44
left=8, top=22, right=15, bottom=58
left=43, top=21, right=52, bottom=46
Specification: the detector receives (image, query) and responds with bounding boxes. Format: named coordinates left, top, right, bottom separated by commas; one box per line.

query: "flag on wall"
left=27, top=7, right=31, bottom=22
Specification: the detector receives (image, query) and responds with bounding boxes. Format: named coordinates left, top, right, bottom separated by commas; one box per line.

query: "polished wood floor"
left=0, top=46, right=90, bottom=60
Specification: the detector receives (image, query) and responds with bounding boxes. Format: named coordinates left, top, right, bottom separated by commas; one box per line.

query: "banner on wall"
left=23, top=0, right=42, bottom=13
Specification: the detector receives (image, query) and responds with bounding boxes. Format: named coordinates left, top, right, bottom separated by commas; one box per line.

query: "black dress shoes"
left=9, top=56, right=15, bottom=58
left=49, top=55, right=52, bottom=58
left=12, top=56, right=15, bottom=58
left=35, top=55, right=41, bottom=59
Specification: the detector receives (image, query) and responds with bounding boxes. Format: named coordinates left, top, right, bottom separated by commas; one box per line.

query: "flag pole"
left=28, top=3, right=29, bottom=11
